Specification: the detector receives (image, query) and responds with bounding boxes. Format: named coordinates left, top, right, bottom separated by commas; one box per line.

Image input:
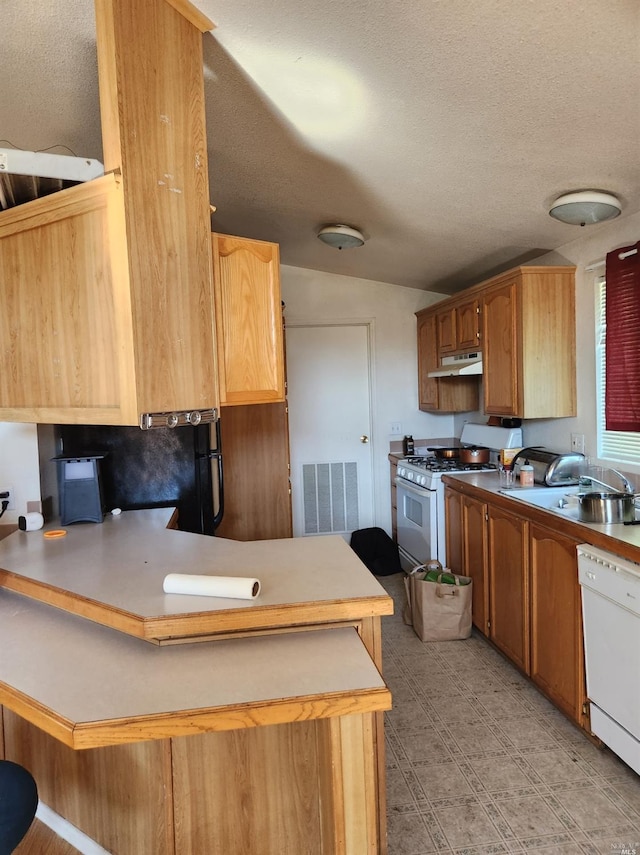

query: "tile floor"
left=380, top=573, right=640, bottom=855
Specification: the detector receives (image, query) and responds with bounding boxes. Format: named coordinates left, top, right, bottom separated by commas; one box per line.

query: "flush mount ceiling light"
left=549, top=191, right=622, bottom=226
left=317, top=224, right=366, bottom=249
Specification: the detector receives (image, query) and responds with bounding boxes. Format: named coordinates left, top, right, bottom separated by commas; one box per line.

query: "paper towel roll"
left=162, top=573, right=261, bottom=600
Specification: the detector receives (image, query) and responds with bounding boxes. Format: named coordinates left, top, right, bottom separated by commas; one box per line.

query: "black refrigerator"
left=55, top=422, right=223, bottom=535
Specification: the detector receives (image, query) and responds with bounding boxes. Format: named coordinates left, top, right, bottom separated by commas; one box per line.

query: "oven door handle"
left=394, top=476, right=433, bottom=497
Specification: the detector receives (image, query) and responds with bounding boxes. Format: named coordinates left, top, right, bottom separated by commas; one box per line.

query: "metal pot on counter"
left=577, top=491, right=639, bottom=524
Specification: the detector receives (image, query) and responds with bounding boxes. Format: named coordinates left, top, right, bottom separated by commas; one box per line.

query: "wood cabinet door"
left=488, top=505, right=529, bottom=672
left=213, top=234, right=285, bottom=406
left=444, top=487, right=463, bottom=574
left=456, top=299, right=480, bottom=351
left=417, top=313, right=440, bottom=410
left=437, top=307, right=457, bottom=354
left=482, top=281, right=520, bottom=416
left=463, top=495, right=489, bottom=635
left=529, top=524, right=586, bottom=725
left=216, top=402, right=292, bottom=541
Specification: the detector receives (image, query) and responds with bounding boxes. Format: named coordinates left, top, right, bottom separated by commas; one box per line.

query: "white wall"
left=520, top=210, right=640, bottom=475
left=281, top=265, right=457, bottom=534
left=0, top=422, right=41, bottom=524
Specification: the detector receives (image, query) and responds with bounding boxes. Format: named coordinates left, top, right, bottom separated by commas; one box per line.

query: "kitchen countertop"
left=442, top=471, right=640, bottom=564
left=0, top=509, right=393, bottom=641
left=0, top=590, right=389, bottom=749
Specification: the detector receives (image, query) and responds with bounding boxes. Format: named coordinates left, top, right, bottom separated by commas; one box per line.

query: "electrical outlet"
left=571, top=433, right=585, bottom=454
left=390, top=422, right=402, bottom=435
left=0, top=486, right=14, bottom=510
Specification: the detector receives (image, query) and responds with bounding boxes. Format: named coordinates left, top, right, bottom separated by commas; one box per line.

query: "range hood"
left=0, top=148, right=104, bottom=211
left=428, top=352, right=483, bottom=377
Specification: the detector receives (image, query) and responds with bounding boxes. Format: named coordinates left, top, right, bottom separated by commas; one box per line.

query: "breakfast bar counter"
left=0, top=512, right=393, bottom=854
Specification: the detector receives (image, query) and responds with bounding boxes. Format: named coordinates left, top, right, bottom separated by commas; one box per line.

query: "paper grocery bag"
left=403, top=572, right=472, bottom=642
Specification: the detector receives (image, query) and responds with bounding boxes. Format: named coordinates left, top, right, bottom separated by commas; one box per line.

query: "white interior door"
left=286, top=323, right=374, bottom=538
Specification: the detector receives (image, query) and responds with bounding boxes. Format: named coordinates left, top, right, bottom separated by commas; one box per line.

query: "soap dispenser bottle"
left=519, top=459, right=534, bottom=487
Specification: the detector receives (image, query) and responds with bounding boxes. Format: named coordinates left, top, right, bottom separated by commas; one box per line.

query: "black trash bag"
left=350, top=527, right=402, bottom=576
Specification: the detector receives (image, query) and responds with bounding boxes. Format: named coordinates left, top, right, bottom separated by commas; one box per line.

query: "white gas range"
left=395, top=423, right=523, bottom=571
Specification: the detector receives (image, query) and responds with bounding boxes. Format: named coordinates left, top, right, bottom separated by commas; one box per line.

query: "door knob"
left=360, top=435, right=369, bottom=443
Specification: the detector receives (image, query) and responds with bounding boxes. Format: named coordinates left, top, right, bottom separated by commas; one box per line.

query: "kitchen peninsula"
left=0, top=510, right=393, bottom=854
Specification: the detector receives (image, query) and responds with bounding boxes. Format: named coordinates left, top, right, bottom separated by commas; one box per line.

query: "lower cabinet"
left=488, top=505, right=529, bottom=673
left=445, top=490, right=489, bottom=634
left=444, top=484, right=587, bottom=730
left=529, top=523, right=587, bottom=726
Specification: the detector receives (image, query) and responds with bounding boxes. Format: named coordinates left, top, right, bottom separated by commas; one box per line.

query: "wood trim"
left=0, top=173, right=119, bottom=238
left=415, top=265, right=577, bottom=318
left=356, top=617, right=388, bottom=853
left=70, top=689, right=391, bottom=750
left=0, top=684, right=77, bottom=748
left=0, top=570, right=392, bottom=640
left=164, top=0, right=216, bottom=32
left=0, top=684, right=389, bottom=751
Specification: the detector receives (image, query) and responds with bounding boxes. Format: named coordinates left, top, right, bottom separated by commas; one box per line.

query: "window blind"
left=605, top=242, right=640, bottom=431
left=597, top=276, right=640, bottom=462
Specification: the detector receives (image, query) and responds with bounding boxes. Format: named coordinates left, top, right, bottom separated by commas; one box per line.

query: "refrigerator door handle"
left=211, top=449, right=224, bottom=530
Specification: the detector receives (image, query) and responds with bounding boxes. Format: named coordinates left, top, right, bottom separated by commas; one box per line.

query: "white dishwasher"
left=578, top=544, right=640, bottom=775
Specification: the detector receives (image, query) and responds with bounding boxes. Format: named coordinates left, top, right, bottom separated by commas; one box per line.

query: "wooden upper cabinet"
left=456, top=298, right=481, bottom=351
left=0, top=0, right=218, bottom=425
left=436, top=299, right=480, bottom=356
left=417, top=311, right=479, bottom=413
left=482, top=280, right=520, bottom=416
left=420, top=265, right=576, bottom=420
left=436, top=306, right=457, bottom=354
left=482, top=267, right=576, bottom=419
left=417, top=313, right=440, bottom=410
left=212, top=234, right=285, bottom=406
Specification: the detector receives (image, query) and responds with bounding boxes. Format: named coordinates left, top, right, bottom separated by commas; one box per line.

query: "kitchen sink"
left=498, top=486, right=581, bottom=516
left=499, top=485, right=640, bottom=523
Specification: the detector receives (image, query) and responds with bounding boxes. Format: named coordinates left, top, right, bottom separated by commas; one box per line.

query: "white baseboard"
left=35, top=802, right=110, bottom=855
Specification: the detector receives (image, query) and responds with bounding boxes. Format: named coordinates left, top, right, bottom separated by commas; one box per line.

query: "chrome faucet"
left=580, top=467, right=635, bottom=494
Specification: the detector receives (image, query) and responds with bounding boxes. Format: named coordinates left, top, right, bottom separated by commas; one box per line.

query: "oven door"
left=394, top=477, right=438, bottom=570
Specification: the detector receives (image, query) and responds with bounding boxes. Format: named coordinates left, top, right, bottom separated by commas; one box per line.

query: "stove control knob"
left=418, top=475, right=426, bottom=486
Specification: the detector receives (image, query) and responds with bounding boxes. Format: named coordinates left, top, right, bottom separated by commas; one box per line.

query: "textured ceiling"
left=3, top=1, right=639, bottom=293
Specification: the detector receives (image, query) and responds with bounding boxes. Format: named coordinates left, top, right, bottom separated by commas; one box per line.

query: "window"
left=595, top=263, right=640, bottom=465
